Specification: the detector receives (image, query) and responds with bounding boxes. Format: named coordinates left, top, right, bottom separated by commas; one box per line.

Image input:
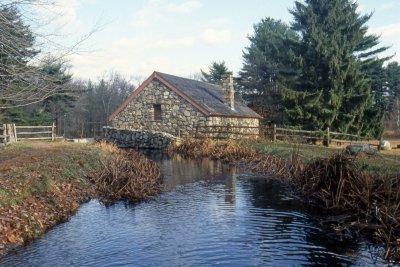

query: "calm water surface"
left=1, top=152, right=385, bottom=266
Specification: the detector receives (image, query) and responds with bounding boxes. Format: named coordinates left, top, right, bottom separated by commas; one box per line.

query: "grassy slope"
left=0, top=142, right=108, bottom=254
left=243, top=141, right=400, bottom=176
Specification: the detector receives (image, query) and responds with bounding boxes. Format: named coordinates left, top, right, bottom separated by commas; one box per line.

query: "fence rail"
left=0, top=123, right=57, bottom=146
left=15, top=123, right=56, bottom=141
left=266, top=124, right=375, bottom=147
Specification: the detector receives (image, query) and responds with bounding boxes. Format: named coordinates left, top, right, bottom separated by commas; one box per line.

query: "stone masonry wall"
left=103, top=127, right=178, bottom=149
left=200, top=117, right=259, bottom=139
left=111, top=79, right=260, bottom=139
left=111, top=80, right=207, bottom=138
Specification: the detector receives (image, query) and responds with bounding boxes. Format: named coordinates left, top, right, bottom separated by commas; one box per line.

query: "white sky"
left=33, top=0, right=400, bottom=81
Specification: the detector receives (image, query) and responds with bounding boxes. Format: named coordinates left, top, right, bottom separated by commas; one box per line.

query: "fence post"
left=52, top=122, right=55, bottom=141
left=2, top=124, right=6, bottom=145
left=326, top=127, right=330, bottom=147
left=13, top=124, right=17, bottom=142
left=273, top=124, right=277, bottom=142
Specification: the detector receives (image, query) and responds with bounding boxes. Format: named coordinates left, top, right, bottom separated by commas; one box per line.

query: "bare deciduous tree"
left=64, top=72, right=136, bottom=138
left=0, top=0, right=99, bottom=109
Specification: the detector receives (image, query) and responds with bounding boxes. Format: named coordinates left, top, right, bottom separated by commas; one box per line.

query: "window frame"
left=153, top=104, right=162, bottom=121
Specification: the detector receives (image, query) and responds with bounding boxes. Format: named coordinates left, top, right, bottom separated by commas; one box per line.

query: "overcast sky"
left=34, top=0, right=400, bottom=81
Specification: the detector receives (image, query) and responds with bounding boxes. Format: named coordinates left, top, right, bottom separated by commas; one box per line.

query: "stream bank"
left=169, top=138, right=400, bottom=262
left=0, top=142, right=161, bottom=258
left=1, top=151, right=385, bottom=266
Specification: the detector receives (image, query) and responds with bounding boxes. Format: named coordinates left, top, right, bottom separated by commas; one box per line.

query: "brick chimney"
left=222, top=73, right=235, bottom=110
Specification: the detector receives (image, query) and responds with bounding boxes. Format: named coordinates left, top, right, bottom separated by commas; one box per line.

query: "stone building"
left=109, top=71, right=262, bottom=138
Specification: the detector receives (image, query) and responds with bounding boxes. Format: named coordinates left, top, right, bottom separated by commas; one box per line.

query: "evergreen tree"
left=238, top=18, right=299, bottom=122
left=39, top=59, right=77, bottom=129
left=282, top=0, right=388, bottom=137
left=385, top=62, right=400, bottom=130
left=200, top=61, right=230, bottom=84
left=386, top=62, right=400, bottom=107
left=0, top=5, right=38, bottom=108
left=368, top=61, right=388, bottom=112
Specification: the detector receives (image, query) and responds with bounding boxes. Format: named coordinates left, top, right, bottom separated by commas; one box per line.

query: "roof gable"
left=109, top=71, right=262, bottom=121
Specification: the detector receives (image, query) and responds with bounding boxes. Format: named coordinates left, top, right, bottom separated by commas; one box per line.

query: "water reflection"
left=1, top=151, right=384, bottom=266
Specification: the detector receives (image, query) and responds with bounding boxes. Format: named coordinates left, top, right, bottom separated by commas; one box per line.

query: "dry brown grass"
left=296, top=154, right=400, bottom=260
left=169, top=138, right=258, bottom=161
left=93, top=149, right=162, bottom=203
left=169, top=138, right=303, bottom=181
left=95, top=140, right=120, bottom=154
left=170, top=138, right=400, bottom=261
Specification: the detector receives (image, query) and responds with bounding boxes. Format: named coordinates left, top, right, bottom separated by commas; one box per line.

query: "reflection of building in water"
left=161, top=154, right=237, bottom=198
left=225, top=166, right=236, bottom=205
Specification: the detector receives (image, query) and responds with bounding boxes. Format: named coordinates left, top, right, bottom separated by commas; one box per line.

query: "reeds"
left=296, top=154, right=400, bottom=260
left=169, top=138, right=302, bottom=181
left=94, top=143, right=162, bottom=203
left=169, top=138, right=259, bottom=160
left=95, top=140, right=120, bottom=153
left=169, top=138, right=400, bottom=261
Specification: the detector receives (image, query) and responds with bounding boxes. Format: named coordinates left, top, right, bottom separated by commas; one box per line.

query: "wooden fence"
left=0, top=124, right=17, bottom=145
left=0, top=124, right=9, bottom=145
left=265, top=124, right=372, bottom=147
left=15, top=123, right=56, bottom=141
left=0, top=123, right=56, bottom=145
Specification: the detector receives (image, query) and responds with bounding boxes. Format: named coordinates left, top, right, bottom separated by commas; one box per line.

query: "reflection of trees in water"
left=247, top=179, right=364, bottom=266
left=145, top=151, right=238, bottom=207
left=142, top=150, right=367, bottom=265
left=152, top=153, right=234, bottom=191
left=224, top=166, right=236, bottom=205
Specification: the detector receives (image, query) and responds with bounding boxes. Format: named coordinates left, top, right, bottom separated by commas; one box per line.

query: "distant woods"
left=65, top=73, right=136, bottom=138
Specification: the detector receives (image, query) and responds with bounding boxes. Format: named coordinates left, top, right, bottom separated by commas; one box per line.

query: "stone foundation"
left=103, top=127, right=178, bottom=149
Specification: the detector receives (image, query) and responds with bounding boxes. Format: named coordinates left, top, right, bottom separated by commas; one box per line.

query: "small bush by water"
left=94, top=142, right=162, bottom=203
left=169, top=138, right=400, bottom=262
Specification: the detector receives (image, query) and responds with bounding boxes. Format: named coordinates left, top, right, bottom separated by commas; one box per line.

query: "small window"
left=153, top=104, right=162, bottom=121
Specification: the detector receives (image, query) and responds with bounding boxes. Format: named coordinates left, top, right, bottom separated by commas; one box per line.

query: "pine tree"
left=238, top=18, right=299, bottom=123
left=385, top=62, right=400, bottom=130
left=386, top=62, right=400, bottom=108
left=282, top=0, right=388, bottom=137
left=200, top=61, right=230, bottom=85
left=0, top=6, right=38, bottom=107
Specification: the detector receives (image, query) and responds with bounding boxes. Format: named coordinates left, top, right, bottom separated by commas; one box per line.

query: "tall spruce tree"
left=282, top=0, right=387, bottom=137
left=238, top=18, right=299, bottom=123
left=386, top=62, right=400, bottom=108
left=0, top=5, right=38, bottom=108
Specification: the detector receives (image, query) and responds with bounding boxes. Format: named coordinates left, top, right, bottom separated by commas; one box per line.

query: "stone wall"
left=200, top=117, right=259, bottom=139
left=103, top=127, right=178, bottom=149
left=111, top=80, right=207, bottom=138
left=111, top=79, right=260, bottom=139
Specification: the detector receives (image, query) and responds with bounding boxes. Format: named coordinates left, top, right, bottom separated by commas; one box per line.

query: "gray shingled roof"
left=156, top=72, right=262, bottom=119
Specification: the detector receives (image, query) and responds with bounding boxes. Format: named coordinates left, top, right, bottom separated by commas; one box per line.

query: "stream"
left=1, top=151, right=385, bottom=266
